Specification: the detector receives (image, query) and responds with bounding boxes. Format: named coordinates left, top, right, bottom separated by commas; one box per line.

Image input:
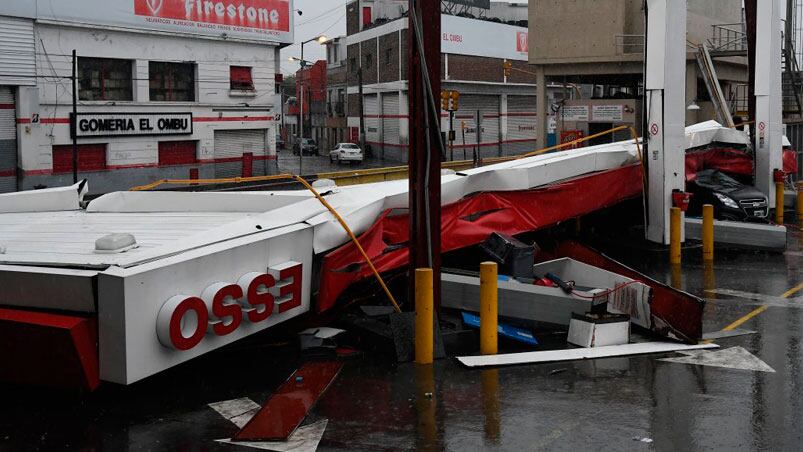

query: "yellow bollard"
left=480, top=262, right=498, bottom=355
left=702, top=204, right=714, bottom=262
left=415, top=268, right=433, bottom=365
left=670, top=207, right=682, bottom=265
left=797, top=182, right=803, bottom=226
left=776, top=182, right=785, bottom=224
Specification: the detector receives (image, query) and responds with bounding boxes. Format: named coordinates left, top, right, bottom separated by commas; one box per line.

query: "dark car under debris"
left=686, top=169, right=769, bottom=221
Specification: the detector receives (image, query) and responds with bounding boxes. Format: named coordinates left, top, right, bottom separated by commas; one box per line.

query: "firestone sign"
left=2, top=0, right=294, bottom=44
left=134, top=0, right=290, bottom=36
left=71, top=112, right=193, bottom=138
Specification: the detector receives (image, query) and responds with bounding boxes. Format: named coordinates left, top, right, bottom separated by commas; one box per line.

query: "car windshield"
left=697, top=170, right=742, bottom=188
left=341, top=144, right=359, bottom=149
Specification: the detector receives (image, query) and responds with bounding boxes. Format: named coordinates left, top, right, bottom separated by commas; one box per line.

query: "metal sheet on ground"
left=702, top=329, right=757, bottom=340
left=233, top=362, right=343, bottom=442
left=218, top=420, right=328, bottom=452
left=457, top=342, right=719, bottom=368
left=208, top=398, right=261, bottom=429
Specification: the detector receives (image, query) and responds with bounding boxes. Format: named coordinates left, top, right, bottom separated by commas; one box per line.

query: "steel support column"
left=645, top=0, right=687, bottom=245
left=754, top=0, right=783, bottom=205
left=408, top=0, right=442, bottom=309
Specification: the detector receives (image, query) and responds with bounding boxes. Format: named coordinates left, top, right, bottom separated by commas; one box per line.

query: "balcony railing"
left=708, top=23, right=747, bottom=55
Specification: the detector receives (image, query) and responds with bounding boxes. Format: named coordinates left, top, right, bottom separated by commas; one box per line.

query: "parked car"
left=686, top=169, right=769, bottom=221
left=329, top=143, right=364, bottom=164
left=293, top=138, right=318, bottom=156
left=276, top=135, right=285, bottom=150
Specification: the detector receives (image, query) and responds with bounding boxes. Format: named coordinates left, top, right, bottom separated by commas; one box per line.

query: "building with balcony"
left=325, top=36, right=349, bottom=151
left=343, top=0, right=565, bottom=163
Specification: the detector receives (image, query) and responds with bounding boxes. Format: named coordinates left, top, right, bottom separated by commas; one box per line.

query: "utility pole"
left=408, top=0, right=442, bottom=309
left=71, top=49, right=78, bottom=185
left=358, top=67, right=366, bottom=153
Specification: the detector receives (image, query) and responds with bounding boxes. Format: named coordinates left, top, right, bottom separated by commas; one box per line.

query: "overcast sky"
left=281, top=1, right=526, bottom=75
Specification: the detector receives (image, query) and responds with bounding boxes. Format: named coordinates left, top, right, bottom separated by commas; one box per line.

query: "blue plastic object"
left=461, top=312, right=538, bottom=346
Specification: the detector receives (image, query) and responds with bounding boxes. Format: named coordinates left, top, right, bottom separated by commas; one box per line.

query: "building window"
left=150, top=62, right=195, bottom=102
left=365, top=53, right=373, bottom=69
left=158, top=141, right=197, bottom=166
left=78, top=58, right=133, bottom=101
left=52, top=144, right=107, bottom=174
left=385, top=48, right=393, bottom=63
left=230, top=66, right=254, bottom=91
left=349, top=58, right=357, bottom=73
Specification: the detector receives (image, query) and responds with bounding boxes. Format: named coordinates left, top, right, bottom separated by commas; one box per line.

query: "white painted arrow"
left=659, top=346, right=775, bottom=373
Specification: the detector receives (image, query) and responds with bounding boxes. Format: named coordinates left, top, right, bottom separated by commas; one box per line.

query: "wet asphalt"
left=1, top=219, right=803, bottom=451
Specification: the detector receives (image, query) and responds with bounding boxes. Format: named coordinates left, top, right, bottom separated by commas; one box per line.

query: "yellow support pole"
left=797, top=182, right=803, bottom=226
left=415, top=268, right=434, bottom=365
left=702, top=204, right=714, bottom=262
left=776, top=182, right=785, bottom=225
left=670, top=207, right=682, bottom=265
left=480, top=262, right=498, bottom=355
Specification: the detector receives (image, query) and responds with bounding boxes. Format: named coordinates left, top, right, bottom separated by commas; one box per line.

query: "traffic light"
left=503, top=60, right=513, bottom=77
left=441, top=90, right=450, bottom=111
left=449, top=90, right=460, bottom=111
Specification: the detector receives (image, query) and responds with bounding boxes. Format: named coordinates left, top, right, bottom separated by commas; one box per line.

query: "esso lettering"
left=156, top=262, right=303, bottom=350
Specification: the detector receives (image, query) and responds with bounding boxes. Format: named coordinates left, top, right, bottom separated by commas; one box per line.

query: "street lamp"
left=291, top=34, right=328, bottom=176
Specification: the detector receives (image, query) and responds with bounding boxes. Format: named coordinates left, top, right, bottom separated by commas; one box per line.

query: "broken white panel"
left=209, top=397, right=262, bottom=429
left=659, top=346, right=775, bottom=373
left=457, top=342, right=718, bottom=368
left=685, top=120, right=750, bottom=150
left=457, top=144, right=639, bottom=194
left=0, top=180, right=87, bottom=213
left=216, top=420, right=328, bottom=452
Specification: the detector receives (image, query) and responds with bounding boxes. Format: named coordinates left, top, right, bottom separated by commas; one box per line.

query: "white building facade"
left=0, top=0, right=292, bottom=194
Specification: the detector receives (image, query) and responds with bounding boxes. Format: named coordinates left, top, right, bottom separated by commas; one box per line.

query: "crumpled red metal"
left=317, top=163, right=645, bottom=313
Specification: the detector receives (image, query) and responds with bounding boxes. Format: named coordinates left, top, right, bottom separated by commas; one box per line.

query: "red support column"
left=408, top=0, right=442, bottom=310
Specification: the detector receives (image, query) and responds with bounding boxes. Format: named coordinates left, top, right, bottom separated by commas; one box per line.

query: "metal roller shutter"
left=382, top=93, right=400, bottom=146
left=0, top=87, right=17, bottom=193
left=364, top=94, right=379, bottom=145
left=0, top=17, right=35, bottom=85
left=456, top=95, right=500, bottom=151
left=213, top=129, right=266, bottom=178
left=507, top=96, right=538, bottom=146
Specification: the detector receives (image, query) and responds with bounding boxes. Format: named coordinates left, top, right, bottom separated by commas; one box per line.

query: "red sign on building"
left=134, top=0, right=291, bottom=32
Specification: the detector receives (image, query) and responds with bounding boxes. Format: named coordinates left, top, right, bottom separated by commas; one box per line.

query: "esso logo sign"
left=156, top=262, right=302, bottom=351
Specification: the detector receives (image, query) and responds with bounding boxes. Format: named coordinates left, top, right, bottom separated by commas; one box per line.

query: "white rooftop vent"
left=312, top=179, right=337, bottom=190
left=95, top=233, right=138, bottom=254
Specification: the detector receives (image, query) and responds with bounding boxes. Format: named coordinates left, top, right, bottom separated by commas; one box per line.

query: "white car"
left=329, top=143, right=364, bottom=164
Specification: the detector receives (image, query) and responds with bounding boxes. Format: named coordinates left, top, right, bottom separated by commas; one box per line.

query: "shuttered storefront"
left=364, top=94, right=379, bottom=153
left=0, top=17, right=35, bottom=86
left=213, top=129, right=266, bottom=178
left=0, top=87, right=17, bottom=193
left=507, top=96, right=538, bottom=155
left=455, top=95, right=500, bottom=157
left=382, top=93, right=401, bottom=160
